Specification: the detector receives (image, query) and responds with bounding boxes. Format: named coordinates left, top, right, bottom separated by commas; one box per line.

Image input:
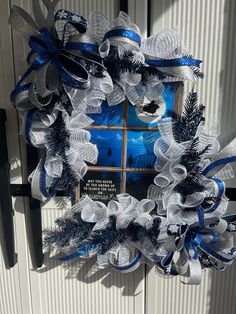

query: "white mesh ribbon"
left=64, top=112, right=98, bottom=179
left=141, top=29, right=196, bottom=82
left=65, top=28, right=113, bottom=113
left=130, top=28, right=202, bottom=115
left=25, top=106, right=98, bottom=201
left=100, top=12, right=144, bottom=106
left=148, top=117, right=224, bottom=221
left=141, top=29, right=187, bottom=59
left=52, top=194, right=157, bottom=271
left=81, top=193, right=155, bottom=230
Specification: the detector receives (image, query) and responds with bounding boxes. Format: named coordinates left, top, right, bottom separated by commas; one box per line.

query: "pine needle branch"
left=172, top=91, right=205, bottom=142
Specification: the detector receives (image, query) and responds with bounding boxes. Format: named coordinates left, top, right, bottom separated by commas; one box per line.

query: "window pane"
left=89, top=129, right=123, bottom=167
left=126, top=130, right=160, bottom=169
left=126, top=172, right=157, bottom=200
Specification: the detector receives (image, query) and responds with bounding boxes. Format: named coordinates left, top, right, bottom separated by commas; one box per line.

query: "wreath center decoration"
left=9, top=0, right=236, bottom=285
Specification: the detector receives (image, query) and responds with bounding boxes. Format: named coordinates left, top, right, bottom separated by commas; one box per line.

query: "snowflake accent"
left=57, top=10, right=68, bottom=19
left=167, top=224, right=180, bottom=235
left=200, top=256, right=211, bottom=266
left=228, top=223, right=236, bottom=232
left=225, top=247, right=236, bottom=256
left=72, top=15, right=82, bottom=23
left=165, top=264, right=171, bottom=274
left=89, top=63, right=97, bottom=75
left=61, top=94, right=69, bottom=104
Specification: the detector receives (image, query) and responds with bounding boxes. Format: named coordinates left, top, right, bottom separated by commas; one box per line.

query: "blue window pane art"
left=89, top=130, right=122, bottom=167
left=126, top=131, right=160, bottom=169
left=126, top=172, right=157, bottom=200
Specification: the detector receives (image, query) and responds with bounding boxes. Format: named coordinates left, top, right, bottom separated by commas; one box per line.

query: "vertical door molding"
left=0, top=0, right=34, bottom=313
left=128, top=0, right=148, bottom=38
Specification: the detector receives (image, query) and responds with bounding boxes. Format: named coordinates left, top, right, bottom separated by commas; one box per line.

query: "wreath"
left=9, top=0, right=236, bottom=284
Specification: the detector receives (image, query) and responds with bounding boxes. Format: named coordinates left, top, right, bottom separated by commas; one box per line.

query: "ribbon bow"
left=9, top=2, right=93, bottom=110
left=29, top=28, right=88, bottom=86
left=185, top=227, right=218, bottom=260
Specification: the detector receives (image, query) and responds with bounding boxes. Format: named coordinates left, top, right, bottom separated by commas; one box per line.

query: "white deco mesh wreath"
left=9, top=0, right=236, bottom=284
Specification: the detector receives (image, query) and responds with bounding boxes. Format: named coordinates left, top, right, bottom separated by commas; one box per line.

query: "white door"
left=1, top=0, right=236, bottom=314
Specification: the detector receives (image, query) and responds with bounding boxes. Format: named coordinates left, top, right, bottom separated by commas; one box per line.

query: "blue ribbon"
left=223, top=215, right=236, bottom=224
left=66, top=42, right=99, bottom=54
left=185, top=232, right=202, bottom=260
left=30, top=28, right=87, bottom=86
left=103, top=29, right=141, bottom=46
left=54, top=10, right=88, bottom=35
left=163, top=224, right=232, bottom=272
left=11, top=68, right=36, bottom=104
left=156, top=252, right=178, bottom=276
left=205, top=178, right=225, bottom=213
left=145, top=57, right=202, bottom=68
left=196, top=206, right=205, bottom=228
left=58, top=245, right=96, bottom=261
left=184, top=226, right=235, bottom=263
left=200, top=156, right=236, bottom=214
left=155, top=251, right=181, bottom=276
left=111, top=250, right=142, bottom=271
left=162, top=153, right=236, bottom=268
left=57, top=246, right=142, bottom=270
left=161, top=251, right=174, bottom=268
left=202, top=156, right=236, bottom=176
left=56, top=242, right=142, bottom=269
left=185, top=154, right=236, bottom=263
left=200, top=242, right=235, bottom=263
left=11, top=28, right=89, bottom=104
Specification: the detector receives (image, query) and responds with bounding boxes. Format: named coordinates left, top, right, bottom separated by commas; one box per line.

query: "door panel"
left=0, top=0, right=145, bottom=313
left=146, top=1, right=236, bottom=314
left=1, top=1, right=236, bottom=313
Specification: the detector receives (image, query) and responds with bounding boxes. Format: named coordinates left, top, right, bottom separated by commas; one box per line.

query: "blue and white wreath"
left=9, top=0, right=236, bottom=284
